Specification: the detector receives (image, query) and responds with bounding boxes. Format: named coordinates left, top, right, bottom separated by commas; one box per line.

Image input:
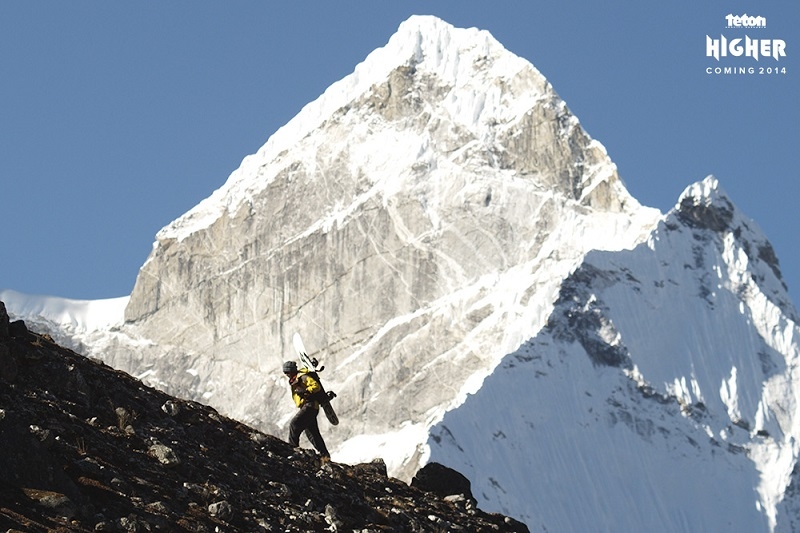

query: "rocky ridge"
left=0, top=301, right=528, bottom=532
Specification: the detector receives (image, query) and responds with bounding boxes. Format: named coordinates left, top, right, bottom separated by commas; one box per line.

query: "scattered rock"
left=324, top=503, right=347, bottom=531
left=161, top=400, right=181, bottom=417
left=22, top=488, right=77, bottom=519
left=148, top=443, right=180, bottom=466
left=208, top=500, right=233, bottom=520
left=351, top=458, right=388, bottom=478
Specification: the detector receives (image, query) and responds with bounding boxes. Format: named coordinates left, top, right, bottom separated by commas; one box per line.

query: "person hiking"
left=283, top=360, right=331, bottom=462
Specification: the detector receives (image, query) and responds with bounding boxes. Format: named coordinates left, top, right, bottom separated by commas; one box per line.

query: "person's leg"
left=304, top=410, right=330, bottom=458
left=288, top=406, right=312, bottom=446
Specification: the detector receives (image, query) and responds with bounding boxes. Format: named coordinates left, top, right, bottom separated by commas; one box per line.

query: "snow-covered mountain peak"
left=155, top=15, right=570, bottom=244
left=667, top=176, right=795, bottom=321
left=394, top=15, right=519, bottom=83
left=675, top=175, right=736, bottom=232
left=679, top=174, right=726, bottom=203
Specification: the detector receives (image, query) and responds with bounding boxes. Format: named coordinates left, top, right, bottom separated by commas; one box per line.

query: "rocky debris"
left=0, top=300, right=529, bottom=532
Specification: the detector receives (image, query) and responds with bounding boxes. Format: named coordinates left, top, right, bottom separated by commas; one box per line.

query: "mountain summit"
left=4, top=16, right=799, bottom=531
left=112, top=14, right=661, bottom=464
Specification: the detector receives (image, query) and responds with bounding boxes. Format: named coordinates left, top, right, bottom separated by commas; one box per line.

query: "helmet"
left=283, top=361, right=298, bottom=375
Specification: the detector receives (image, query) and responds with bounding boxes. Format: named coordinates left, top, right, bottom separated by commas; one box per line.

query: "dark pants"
left=289, top=404, right=330, bottom=457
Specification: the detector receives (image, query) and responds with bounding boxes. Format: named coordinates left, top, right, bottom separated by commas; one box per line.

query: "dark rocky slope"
left=0, top=301, right=527, bottom=532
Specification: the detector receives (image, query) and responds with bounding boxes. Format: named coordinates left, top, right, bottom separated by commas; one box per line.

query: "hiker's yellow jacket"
left=289, top=370, right=322, bottom=408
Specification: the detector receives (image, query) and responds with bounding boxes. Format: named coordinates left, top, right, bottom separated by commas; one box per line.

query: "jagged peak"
left=667, top=175, right=796, bottom=320
left=258, top=15, right=522, bottom=161
left=156, top=16, right=545, bottom=243
left=671, top=176, right=769, bottom=256
left=396, top=15, right=531, bottom=87
left=674, top=175, right=735, bottom=232
left=678, top=175, right=728, bottom=204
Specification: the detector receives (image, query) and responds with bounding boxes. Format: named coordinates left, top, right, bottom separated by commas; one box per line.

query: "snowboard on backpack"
left=292, top=332, right=339, bottom=426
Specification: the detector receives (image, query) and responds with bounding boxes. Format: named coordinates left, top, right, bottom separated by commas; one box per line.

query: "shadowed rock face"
left=677, top=193, right=734, bottom=233
left=0, top=301, right=528, bottom=532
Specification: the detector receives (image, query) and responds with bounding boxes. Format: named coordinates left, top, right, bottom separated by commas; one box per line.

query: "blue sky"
left=1, top=2, right=797, bottom=305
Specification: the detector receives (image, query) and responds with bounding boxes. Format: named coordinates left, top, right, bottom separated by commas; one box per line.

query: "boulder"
left=411, top=462, right=473, bottom=500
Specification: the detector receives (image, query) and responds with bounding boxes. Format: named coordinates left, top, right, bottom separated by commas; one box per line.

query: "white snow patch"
left=0, top=288, right=128, bottom=333
left=335, top=421, right=430, bottom=473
